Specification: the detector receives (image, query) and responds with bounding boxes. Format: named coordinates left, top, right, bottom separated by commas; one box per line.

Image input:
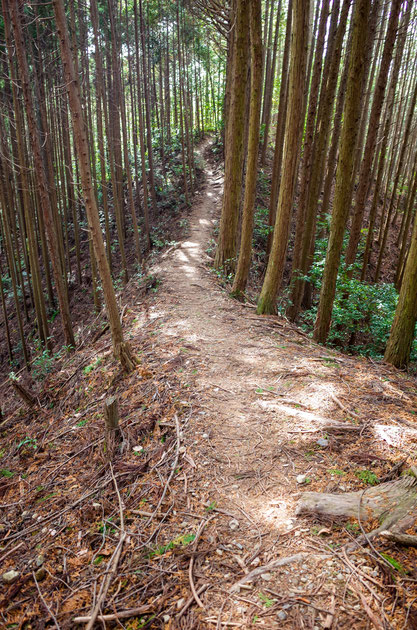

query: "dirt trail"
left=133, top=141, right=417, bottom=627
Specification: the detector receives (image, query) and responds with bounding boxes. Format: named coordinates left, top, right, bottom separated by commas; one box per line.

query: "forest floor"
left=2, top=139, right=417, bottom=629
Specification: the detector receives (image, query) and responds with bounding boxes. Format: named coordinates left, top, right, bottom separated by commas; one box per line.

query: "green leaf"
left=380, top=552, right=407, bottom=574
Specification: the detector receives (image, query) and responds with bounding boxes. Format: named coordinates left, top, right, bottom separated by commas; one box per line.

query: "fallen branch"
left=33, top=571, right=61, bottom=629
left=85, top=464, right=127, bottom=630
left=73, top=606, right=154, bottom=623
left=85, top=532, right=127, bottom=630
left=229, top=553, right=307, bottom=593
left=188, top=517, right=215, bottom=610
left=330, top=394, right=360, bottom=419
left=177, top=585, right=209, bottom=619
left=379, top=530, right=417, bottom=547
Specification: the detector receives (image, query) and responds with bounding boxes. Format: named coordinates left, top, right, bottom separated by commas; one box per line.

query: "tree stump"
left=104, top=396, right=121, bottom=459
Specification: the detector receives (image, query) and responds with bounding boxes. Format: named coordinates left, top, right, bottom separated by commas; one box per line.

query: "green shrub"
left=297, top=224, right=414, bottom=359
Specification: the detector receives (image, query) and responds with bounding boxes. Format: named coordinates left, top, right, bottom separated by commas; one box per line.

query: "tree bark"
left=9, top=0, right=75, bottom=350
left=313, top=0, right=371, bottom=344
left=257, top=0, right=310, bottom=314
left=52, top=0, right=137, bottom=372
left=231, top=0, right=263, bottom=298
left=214, top=0, right=250, bottom=271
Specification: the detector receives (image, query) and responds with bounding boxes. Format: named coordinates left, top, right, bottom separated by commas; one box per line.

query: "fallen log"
left=296, top=474, right=417, bottom=542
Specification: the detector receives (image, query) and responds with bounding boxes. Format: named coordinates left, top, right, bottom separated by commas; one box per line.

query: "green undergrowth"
left=250, top=202, right=417, bottom=361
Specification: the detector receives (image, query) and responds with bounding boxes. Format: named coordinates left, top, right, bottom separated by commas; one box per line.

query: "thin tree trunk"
left=9, top=0, right=75, bottom=349
left=52, top=0, right=137, bottom=372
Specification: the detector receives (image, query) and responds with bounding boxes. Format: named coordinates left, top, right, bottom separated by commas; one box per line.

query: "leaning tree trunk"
left=52, top=0, right=137, bottom=372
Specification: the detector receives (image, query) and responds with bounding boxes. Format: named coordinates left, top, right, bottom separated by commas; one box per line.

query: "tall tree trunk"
left=9, top=0, right=75, bottom=349
left=52, top=0, right=137, bottom=372
left=313, top=0, right=371, bottom=344
left=266, top=0, right=292, bottom=257
left=344, top=0, right=401, bottom=273
left=214, top=0, right=250, bottom=271
left=257, top=0, right=310, bottom=314
left=231, top=0, right=263, bottom=298
left=384, top=199, right=417, bottom=368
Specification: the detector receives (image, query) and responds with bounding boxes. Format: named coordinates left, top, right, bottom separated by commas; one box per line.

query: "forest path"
left=140, top=140, right=361, bottom=625
left=152, top=142, right=302, bottom=533
left=130, top=140, right=417, bottom=627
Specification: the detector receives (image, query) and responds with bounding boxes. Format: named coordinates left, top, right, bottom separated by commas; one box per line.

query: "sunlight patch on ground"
left=374, top=423, right=417, bottom=447
left=254, top=400, right=338, bottom=431
left=181, top=240, right=199, bottom=250
left=259, top=498, right=294, bottom=532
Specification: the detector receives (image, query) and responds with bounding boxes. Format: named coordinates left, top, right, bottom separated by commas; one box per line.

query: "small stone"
left=251, top=557, right=260, bottom=566
left=163, top=615, right=170, bottom=623
left=35, top=568, right=46, bottom=581
left=2, top=570, right=19, bottom=584
left=49, top=529, right=57, bottom=537
left=179, top=446, right=186, bottom=454
left=35, top=555, right=44, bottom=567
left=317, top=438, right=329, bottom=447
left=278, top=611, right=288, bottom=621
left=261, top=573, right=272, bottom=581
left=216, top=549, right=223, bottom=556
left=202, top=433, right=209, bottom=439
left=296, top=474, right=307, bottom=484
left=371, top=570, right=378, bottom=577
left=300, top=576, right=308, bottom=583
left=176, top=598, right=185, bottom=610
left=282, top=603, right=291, bottom=610
left=337, top=573, right=344, bottom=580
left=229, top=519, right=239, bottom=531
